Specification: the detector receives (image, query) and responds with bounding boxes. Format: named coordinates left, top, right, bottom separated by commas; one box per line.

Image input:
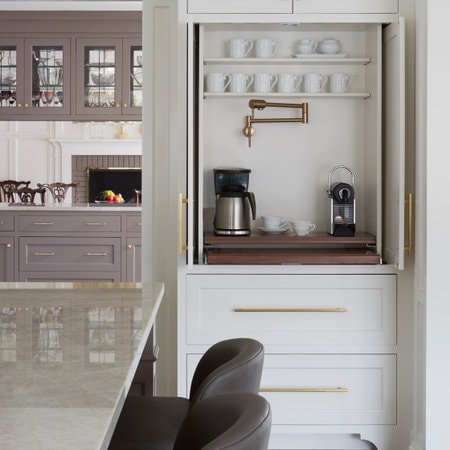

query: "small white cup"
left=255, top=38, right=277, bottom=58
left=297, top=39, right=318, bottom=54
left=254, top=73, right=278, bottom=93
left=228, top=38, right=253, bottom=58
left=206, top=72, right=231, bottom=93
left=291, top=220, right=316, bottom=236
left=303, top=73, right=328, bottom=93
left=229, top=73, right=254, bottom=93
left=278, top=73, right=302, bottom=93
left=329, top=72, right=353, bottom=93
left=262, top=216, right=286, bottom=230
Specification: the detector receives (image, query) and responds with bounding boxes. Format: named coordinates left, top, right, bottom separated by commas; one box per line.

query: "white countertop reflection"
left=0, top=282, right=164, bottom=450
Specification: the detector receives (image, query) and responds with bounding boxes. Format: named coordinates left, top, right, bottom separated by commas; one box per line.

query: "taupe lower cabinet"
left=0, top=208, right=141, bottom=282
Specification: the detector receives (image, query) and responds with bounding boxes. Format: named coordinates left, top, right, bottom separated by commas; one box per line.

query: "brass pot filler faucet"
left=243, top=99, right=309, bottom=147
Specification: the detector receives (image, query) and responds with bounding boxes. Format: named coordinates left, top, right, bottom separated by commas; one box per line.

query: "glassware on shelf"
left=0, top=48, right=17, bottom=108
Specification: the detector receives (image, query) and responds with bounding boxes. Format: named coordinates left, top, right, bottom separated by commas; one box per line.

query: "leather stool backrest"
left=189, top=337, right=264, bottom=405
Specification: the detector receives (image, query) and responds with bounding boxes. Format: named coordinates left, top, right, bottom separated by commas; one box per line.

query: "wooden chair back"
left=0, top=180, right=31, bottom=203
left=14, top=187, right=46, bottom=205
left=37, top=182, right=79, bottom=204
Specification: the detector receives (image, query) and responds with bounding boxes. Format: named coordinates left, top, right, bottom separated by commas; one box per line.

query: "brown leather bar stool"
left=37, top=182, right=79, bottom=203
left=14, top=187, right=46, bottom=205
left=109, top=338, right=265, bottom=450
left=0, top=180, right=31, bottom=203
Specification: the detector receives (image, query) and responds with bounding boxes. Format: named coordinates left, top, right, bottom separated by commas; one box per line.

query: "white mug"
left=297, top=39, right=318, bottom=54
left=291, top=220, right=316, bottom=236
left=278, top=73, right=302, bottom=93
left=329, top=72, right=353, bottom=93
left=255, top=38, right=277, bottom=58
left=254, top=73, right=278, bottom=93
left=228, top=38, right=253, bottom=58
left=262, top=216, right=286, bottom=230
left=303, top=73, right=328, bottom=93
left=229, top=73, right=254, bottom=93
left=206, top=72, right=231, bottom=93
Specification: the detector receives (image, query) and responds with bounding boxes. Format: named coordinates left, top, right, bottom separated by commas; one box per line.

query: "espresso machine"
left=327, top=165, right=356, bottom=236
left=213, top=168, right=256, bottom=236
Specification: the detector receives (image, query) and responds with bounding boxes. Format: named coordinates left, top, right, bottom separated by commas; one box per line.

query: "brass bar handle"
left=86, top=252, right=107, bottom=256
left=260, top=387, right=348, bottom=393
left=404, top=193, right=413, bottom=257
left=178, top=193, right=188, bottom=255
left=84, top=222, right=107, bottom=226
left=32, top=222, right=54, bottom=226
left=233, top=307, right=348, bottom=313
left=34, top=252, right=55, bottom=256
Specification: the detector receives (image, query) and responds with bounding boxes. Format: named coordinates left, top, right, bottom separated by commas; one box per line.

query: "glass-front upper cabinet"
left=76, top=38, right=142, bottom=118
left=0, top=38, right=70, bottom=117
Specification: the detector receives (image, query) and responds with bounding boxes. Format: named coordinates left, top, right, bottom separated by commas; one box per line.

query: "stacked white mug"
left=255, top=38, right=277, bottom=58
left=254, top=73, right=278, bottom=93
left=303, top=73, right=328, bottom=93
left=228, top=38, right=253, bottom=58
left=329, top=72, right=353, bottom=93
left=206, top=72, right=231, bottom=93
left=278, top=73, right=302, bottom=93
left=229, top=73, right=254, bottom=93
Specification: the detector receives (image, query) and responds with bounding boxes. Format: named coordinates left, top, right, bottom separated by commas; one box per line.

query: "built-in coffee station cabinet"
left=168, top=1, right=412, bottom=448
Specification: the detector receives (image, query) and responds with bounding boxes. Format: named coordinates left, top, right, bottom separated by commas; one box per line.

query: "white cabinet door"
left=294, top=0, right=398, bottom=14
left=382, top=18, right=406, bottom=270
left=187, top=0, right=292, bottom=14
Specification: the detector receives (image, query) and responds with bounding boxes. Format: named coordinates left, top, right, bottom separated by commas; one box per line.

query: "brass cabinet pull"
left=86, top=252, right=107, bottom=256
left=233, top=307, right=348, bottom=313
left=260, top=387, right=348, bottom=393
left=0, top=221, right=3, bottom=225
left=5, top=243, right=12, bottom=248
left=127, top=244, right=132, bottom=249
left=178, top=193, right=188, bottom=255
left=32, top=222, right=54, bottom=226
left=33, top=252, right=55, bottom=256
left=137, top=222, right=142, bottom=226
left=404, top=193, right=413, bottom=256
left=84, top=222, right=106, bottom=226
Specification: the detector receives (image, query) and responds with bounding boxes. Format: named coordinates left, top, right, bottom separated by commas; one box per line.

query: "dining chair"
left=37, top=182, right=79, bottom=203
left=173, top=392, right=272, bottom=450
left=0, top=180, right=31, bottom=203
left=14, top=186, right=46, bottom=205
left=108, top=337, right=265, bottom=450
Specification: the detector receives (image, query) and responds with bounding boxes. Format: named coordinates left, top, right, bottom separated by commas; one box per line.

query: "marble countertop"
left=0, top=282, right=164, bottom=449
left=0, top=203, right=142, bottom=212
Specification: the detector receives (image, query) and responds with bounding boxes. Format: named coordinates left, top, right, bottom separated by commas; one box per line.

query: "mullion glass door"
left=0, top=39, right=23, bottom=115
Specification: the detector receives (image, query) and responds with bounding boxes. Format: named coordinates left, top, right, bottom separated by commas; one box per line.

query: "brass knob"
left=24, top=103, right=29, bottom=108
left=127, top=244, right=132, bottom=249
left=123, top=103, right=128, bottom=108
left=6, top=243, right=12, bottom=248
left=18, top=103, right=22, bottom=107
left=116, top=103, right=121, bottom=108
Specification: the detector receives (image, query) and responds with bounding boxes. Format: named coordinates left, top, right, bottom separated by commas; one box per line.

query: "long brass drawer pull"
left=84, top=222, right=107, bottom=226
left=178, top=193, right=188, bottom=255
left=33, top=252, right=55, bottom=256
left=86, top=252, right=107, bottom=256
left=233, top=307, right=348, bottom=313
left=260, top=387, right=348, bottom=393
left=32, top=222, right=54, bottom=226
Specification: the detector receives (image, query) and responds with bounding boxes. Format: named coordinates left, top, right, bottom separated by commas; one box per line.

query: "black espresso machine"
left=327, top=165, right=356, bottom=236
left=213, top=167, right=256, bottom=236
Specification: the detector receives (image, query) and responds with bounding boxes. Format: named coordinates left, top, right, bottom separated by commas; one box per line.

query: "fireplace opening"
left=87, top=167, right=142, bottom=203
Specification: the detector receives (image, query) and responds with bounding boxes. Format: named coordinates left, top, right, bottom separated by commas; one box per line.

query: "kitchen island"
left=0, top=204, right=142, bottom=282
left=0, top=282, right=164, bottom=450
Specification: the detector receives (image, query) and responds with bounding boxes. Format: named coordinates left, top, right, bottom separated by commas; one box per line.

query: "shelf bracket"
left=243, top=99, right=309, bottom=147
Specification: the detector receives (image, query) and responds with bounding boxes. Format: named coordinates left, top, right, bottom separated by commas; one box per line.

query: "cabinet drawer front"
left=126, top=215, right=142, bottom=233
left=187, top=353, right=396, bottom=425
left=262, top=354, right=396, bottom=425
left=18, top=214, right=121, bottom=233
left=0, top=215, right=14, bottom=231
left=188, top=0, right=292, bottom=14
left=19, top=237, right=120, bottom=272
left=294, top=0, right=398, bottom=14
left=186, top=274, right=396, bottom=346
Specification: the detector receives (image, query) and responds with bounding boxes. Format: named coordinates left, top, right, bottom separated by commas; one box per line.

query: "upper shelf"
left=203, top=57, right=372, bottom=65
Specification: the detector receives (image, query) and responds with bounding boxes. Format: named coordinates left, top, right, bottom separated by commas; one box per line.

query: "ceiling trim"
left=0, top=1, right=141, bottom=11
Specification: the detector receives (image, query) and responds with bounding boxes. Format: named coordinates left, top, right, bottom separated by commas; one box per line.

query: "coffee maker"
left=327, top=165, right=356, bottom=236
left=213, top=168, right=256, bottom=236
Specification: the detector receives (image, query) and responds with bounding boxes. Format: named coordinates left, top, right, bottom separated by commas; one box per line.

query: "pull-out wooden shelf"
left=204, top=232, right=380, bottom=265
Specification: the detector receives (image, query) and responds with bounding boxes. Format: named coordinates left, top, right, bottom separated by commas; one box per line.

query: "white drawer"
left=261, top=354, right=396, bottom=425
left=185, top=274, right=396, bottom=347
left=186, top=353, right=396, bottom=425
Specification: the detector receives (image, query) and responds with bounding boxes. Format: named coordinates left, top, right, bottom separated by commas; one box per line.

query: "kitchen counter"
left=0, top=203, right=142, bottom=212
left=0, top=282, right=164, bottom=449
